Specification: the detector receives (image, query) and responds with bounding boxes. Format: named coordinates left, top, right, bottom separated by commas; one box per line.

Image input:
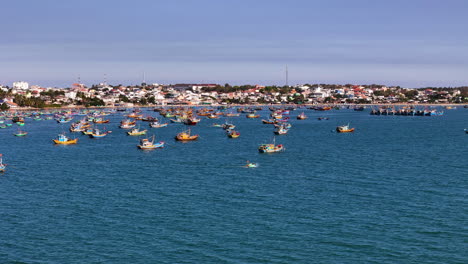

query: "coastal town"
left=0, top=81, right=467, bottom=109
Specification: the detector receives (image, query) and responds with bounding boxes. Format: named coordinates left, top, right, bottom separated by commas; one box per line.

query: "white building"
left=13, top=81, right=29, bottom=90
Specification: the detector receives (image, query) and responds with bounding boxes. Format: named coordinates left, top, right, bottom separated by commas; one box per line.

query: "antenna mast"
left=285, top=65, right=289, bottom=87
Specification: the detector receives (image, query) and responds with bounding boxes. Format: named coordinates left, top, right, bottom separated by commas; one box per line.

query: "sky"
left=1, top=0, right=467, bottom=88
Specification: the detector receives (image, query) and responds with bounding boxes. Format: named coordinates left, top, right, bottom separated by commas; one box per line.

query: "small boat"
left=127, top=128, right=147, bottom=136
left=137, top=135, right=165, bottom=150
left=53, top=133, right=78, bottom=144
left=246, top=113, right=260, bottom=118
left=212, top=123, right=223, bottom=128
left=244, top=161, right=258, bottom=168
left=258, top=138, right=284, bottom=153
left=336, top=124, right=355, bottom=133
left=297, top=112, right=307, bottom=120
left=317, top=117, right=329, bottom=120
left=120, top=119, right=136, bottom=129
left=93, top=118, right=110, bottom=124
left=227, top=130, right=240, bottom=138
left=222, top=123, right=235, bottom=130
left=175, top=129, right=199, bottom=141
left=464, top=129, right=468, bottom=134
left=14, top=130, right=28, bottom=137
left=89, top=128, right=111, bottom=138
left=184, top=117, right=201, bottom=125
left=262, top=119, right=277, bottom=124
left=149, top=122, right=168, bottom=128
left=0, top=154, right=6, bottom=172
left=274, top=126, right=289, bottom=135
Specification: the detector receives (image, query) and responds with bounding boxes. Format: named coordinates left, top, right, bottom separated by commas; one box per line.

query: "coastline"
left=6, top=103, right=466, bottom=111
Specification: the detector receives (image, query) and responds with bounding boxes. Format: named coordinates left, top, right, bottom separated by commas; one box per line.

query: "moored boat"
left=127, top=128, right=147, bottom=136
left=227, top=130, right=240, bottom=138
left=296, top=112, right=307, bottom=120
left=336, top=124, right=355, bottom=133
left=175, top=129, right=199, bottom=141
left=53, top=133, right=78, bottom=144
left=258, top=138, right=284, bottom=153
left=137, top=135, right=165, bottom=150
left=14, top=130, right=28, bottom=137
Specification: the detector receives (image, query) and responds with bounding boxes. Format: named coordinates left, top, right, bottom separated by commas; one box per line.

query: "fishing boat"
left=184, top=117, right=201, bottom=125
left=14, top=129, right=28, bottom=137
left=262, top=119, right=277, bottom=124
left=211, top=123, right=223, bottom=128
left=274, top=125, right=289, bottom=135
left=149, top=121, right=168, bottom=128
left=93, top=118, right=110, bottom=124
left=137, top=135, right=165, bottom=150
left=53, top=133, right=78, bottom=144
left=246, top=113, right=260, bottom=118
left=0, top=154, right=6, bottom=172
left=227, top=130, right=240, bottom=138
left=175, top=129, right=199, bottom=141
left=89, top=128, right=111, bottom=138
left=258, top=139, right=284, bottom=153
left=222, top=123, right=235, bottom=130
left=127, top=128, right=147, bottom=136
left=297, top=112, right=307, bottom=120
left=336, top=124, right=355, bottom=133
left=120, top=119, right=136, bottom=129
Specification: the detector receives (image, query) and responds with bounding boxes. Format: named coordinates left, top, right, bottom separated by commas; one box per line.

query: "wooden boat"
left=336, top=124, right=355, bottom=133
left=297, top=112, right=307, bottom=120
left=184, top=117, right=201, bottom=125
left=222, top=123, right=235, bottom=130
left=120, top=119, right=136, bottom=129
left=89, top=128, right=111, bottom=138
left=262, top=119, right=277, bottom=124
left=274, top=126, right=289, bottom=135
left=149, top=122, right=168, bottom=128
left=127, top=128, right=147, bottom=136
left=0, top=154, right=6, bottom=172
left=246, top=113, right=260, bottom=118
left=14, top=130, right=28, bottom=137
left=137, top=135, right=165, bottom=150
left=258, top=139, right=284, bottom=153
left=175, top=129, right=199, bottom=141
left=93, top=118, right=110, bottom=124
left=53, top=133, right=78, bottom=144
left=227, top=130, right=240, bottom=138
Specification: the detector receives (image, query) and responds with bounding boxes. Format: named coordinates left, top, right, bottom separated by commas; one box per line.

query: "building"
left=13, top=81, right=29, bottom=90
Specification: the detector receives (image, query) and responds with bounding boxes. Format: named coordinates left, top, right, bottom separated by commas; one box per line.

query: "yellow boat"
left=175, top=129, right=199, bottom=141
left=127, top=128, right=147, bottom=136
left=336, top=124, right=355, bottom=133
left=228, top=130, right=240, bottom=138
left=53, top=133, right=78, bottom=144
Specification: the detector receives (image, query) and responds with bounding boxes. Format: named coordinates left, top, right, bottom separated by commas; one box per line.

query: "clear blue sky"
left=1, top=0, right=467, bottom=87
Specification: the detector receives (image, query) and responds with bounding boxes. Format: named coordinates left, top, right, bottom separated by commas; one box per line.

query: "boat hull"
left=53, top=139, right=78, bottom=144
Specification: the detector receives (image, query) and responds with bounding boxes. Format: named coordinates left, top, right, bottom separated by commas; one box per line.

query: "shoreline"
left=5, top=103, right=466, bottom=111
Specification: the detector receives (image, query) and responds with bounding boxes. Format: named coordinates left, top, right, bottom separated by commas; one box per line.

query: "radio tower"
left=285, top=65, right=289, bottom=87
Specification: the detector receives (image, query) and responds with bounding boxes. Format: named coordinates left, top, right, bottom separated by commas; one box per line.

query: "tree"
left=0, top=102, right=10, bottom=110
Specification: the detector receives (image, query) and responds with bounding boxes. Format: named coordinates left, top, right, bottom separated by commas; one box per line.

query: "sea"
left=1, top=106, right=467, bottom=264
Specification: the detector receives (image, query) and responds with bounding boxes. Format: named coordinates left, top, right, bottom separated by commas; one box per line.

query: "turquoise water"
left=1, top=107, right=467, bottom=263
